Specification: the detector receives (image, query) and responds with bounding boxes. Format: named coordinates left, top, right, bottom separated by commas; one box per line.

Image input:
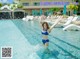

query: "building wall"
left=20, top=0, right=72, bottom=3
left=14, top=0, right=73, bottom=6
left=14, top=0, right=73, bottom=15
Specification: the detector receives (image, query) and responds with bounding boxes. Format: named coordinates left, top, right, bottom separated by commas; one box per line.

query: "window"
left=23, top=3, right=29, bottom=6
left=34, top=2, right=40, bottom=6
left=75, top=0, right=79, bottom=2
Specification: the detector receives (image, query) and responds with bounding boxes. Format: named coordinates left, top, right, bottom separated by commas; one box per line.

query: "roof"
left=0, top=5, right=12, bottom=12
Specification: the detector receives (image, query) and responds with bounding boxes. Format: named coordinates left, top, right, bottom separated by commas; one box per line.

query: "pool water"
left=0, top=20, right=80, bottom=59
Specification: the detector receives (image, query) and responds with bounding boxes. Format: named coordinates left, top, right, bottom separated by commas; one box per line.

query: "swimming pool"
left=0, top=20, right=80, bottom=59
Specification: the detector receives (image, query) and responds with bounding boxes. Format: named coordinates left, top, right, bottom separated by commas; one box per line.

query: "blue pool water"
left=0, top=20, right=80, bottom=59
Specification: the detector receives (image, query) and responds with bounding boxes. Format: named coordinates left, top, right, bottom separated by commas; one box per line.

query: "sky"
left=0, top=0, right=13, bottom=3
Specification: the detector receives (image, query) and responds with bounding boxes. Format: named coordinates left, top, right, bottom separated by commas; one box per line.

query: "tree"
left=67, top=3, right=78, bottom=10
left=49, top=7, right=60, bottom=12
left=17, top=3, right=23, bottom=8
left=0, top=3, right=3, bottom=7
left=49, top=7, right=61, bottom=15
left=67, top=3, right=78, bottom=15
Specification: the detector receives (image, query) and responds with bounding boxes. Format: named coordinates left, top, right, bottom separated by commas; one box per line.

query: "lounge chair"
left=63, top=16, right=74, bottom=26
left=22, top=16, right=34, bottom=21
left=63, top=24, right=80, bottom=31
left=63, top=16, right=80, bottom=31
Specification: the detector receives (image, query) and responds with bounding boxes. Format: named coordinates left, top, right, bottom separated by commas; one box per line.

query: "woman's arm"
left=48, top=18, right=61, bottom=32
left=39, top=18, right=44, bottom=29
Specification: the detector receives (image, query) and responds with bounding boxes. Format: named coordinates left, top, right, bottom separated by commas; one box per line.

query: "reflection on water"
left=37, top=47, right=60, bottom=59
left=42, top=48, right=59, bottom=59
left=37, top=47, right=76, bottom=59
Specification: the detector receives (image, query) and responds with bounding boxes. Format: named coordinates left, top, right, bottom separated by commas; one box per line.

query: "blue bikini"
left=42, top=30, right=49, bottom=44
left=42, top=30, right=49, bottom=35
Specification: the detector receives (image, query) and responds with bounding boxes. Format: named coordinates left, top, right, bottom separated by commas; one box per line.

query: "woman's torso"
left=42, top=30, right=49, bottom=40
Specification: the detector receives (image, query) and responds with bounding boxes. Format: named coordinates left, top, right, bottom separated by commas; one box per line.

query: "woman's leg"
left=42, top=39, right=49, bottom=48
left=45, top=42, right=49, bottom=47
left=45, top=39, right=49, bottom=47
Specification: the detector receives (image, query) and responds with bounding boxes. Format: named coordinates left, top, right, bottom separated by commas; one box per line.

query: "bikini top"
left=42, top=30, right=49, bottom=35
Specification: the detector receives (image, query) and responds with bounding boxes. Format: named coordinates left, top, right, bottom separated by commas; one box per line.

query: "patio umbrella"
left=34, top=10, right=37, bottom=16
left=40, top=9, right=43, bottom=15
left=63, top=4, right=67, bottom=15
left=46, top=10, right=48, bottom=16
left=73, top=10, right=77, bottom=14
left=32, top=10, right=35, bottom=15
left=46, top=10, right=49, bottom=16
left=50, top=10, right=53, bottom=15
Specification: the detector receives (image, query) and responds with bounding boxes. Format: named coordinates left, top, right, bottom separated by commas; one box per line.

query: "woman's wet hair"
left=42, top=22, right=49, bottom=30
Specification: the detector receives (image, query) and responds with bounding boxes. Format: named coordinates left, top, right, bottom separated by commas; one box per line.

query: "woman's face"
left=43, top=23, right=47, bottom=30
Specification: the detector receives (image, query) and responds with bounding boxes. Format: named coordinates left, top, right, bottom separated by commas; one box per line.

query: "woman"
left=41, top=17, right=61, bottom=48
